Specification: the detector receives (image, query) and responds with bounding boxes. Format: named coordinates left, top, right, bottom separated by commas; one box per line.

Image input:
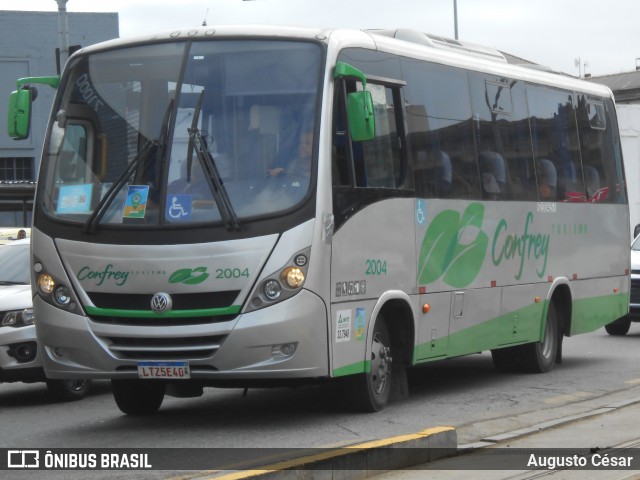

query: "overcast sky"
left=4, top=0, right=639, bottom=78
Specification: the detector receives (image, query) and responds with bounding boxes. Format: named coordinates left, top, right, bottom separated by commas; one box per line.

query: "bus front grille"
left=87, top=291, right=240, bottom=310
left=89, top=315, right=238, bottom=326
left=102, top=335, right=226, bottom=360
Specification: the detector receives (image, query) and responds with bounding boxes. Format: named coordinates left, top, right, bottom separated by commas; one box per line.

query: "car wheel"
left=605, top=317, right=631, bottom=336
left=46, top=379, right=92, bottom=401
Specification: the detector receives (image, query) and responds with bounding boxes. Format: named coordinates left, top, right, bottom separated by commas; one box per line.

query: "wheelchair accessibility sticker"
left=166, top=194, right=192, bottom=221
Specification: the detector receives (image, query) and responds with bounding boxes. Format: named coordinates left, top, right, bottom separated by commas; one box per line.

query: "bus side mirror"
left=334, top=61, right=376, bottom=142
left=347, top=90, right=375, bottom=141
left=7, top=87, right=33, bottom=140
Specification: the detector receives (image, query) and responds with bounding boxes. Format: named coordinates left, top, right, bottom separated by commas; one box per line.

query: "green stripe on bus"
left=85, top=305, right=242, bottom=318
left=570, top=292, right=628, bottom=335
left=333, top=360, right=371, bottom=377
left=413, top=292, right=627, bottom=362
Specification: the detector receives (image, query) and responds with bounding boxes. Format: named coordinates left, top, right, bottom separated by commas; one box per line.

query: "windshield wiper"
left=0, top=281, right=28, bottom=285
left=186, top=91, right=240, bottom=230
left=84, top=139, right=156, bottom=234
left=188, top=127, right=241, bottom=231
left=84, top=99, right=174, bottom=234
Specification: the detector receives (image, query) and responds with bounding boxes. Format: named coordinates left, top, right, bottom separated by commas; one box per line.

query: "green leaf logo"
left=418, top=203, right=488, bottom=288
left=169, top=267, right=209, bottom=285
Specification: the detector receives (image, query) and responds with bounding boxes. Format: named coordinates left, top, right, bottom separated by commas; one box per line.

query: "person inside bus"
left=267, top=129, right=313, bottom=179
left=17, top=229, right=26, bottom=240
left=536, top=158, right=557, bottom=200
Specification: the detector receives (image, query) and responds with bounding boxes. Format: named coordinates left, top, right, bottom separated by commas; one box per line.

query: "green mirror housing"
left=7, top=75, right=60, bottom=140
left=334, top=61, right=375, bottom=142
left=7, top=88, right=32, bottom=140
left=347, top=90, right=375, bottom=141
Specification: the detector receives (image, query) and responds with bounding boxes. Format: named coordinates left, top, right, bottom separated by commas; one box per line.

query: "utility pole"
left=56, top=0, right=70, bottom=69
left=454, top=0, right=458, bottom=40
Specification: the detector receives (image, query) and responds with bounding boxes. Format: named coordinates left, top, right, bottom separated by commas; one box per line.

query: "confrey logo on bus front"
left=76, top=265, right=209, bottom=287
left=417, top=202, right=550, bottom=288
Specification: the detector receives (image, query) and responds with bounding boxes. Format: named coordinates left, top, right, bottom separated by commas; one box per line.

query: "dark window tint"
left=526, top=85, right=583, bottom=202
left=575, top=95, right=626, bottom=203
left=470, top=74, right=535, bottom=201
left=403, top=60, right=480, bottom=199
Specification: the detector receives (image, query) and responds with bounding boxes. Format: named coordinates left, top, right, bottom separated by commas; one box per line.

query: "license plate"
left=137, top=361, right=190, bottom=379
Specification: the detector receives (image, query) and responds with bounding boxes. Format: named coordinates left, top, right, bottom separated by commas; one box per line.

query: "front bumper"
left=36, top=289, right=329, bottom=381
left=0, top=324, right=44, bottom=382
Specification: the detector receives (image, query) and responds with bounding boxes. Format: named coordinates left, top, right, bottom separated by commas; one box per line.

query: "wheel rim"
left=370, top=331, right=391, bottom=395
left=64, top=379, right=87, bottom=392
left=540, top=316, right=554, bottom=359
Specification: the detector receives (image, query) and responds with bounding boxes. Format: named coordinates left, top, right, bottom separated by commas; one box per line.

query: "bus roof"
left=72, top=24, right=613, bottom=100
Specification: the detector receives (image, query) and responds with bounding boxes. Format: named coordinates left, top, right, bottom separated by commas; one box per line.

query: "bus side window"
left=358, top=83, right=401, bottom=188
left=57, top=124, right=88, bottom=184
left=575, top=96, right=625, bottom=204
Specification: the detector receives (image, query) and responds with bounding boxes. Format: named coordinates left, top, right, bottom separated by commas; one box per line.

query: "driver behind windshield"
left=267, top=129, right=312, bottom=178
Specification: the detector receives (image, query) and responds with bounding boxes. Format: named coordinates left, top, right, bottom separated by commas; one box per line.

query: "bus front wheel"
left=112, top=379, right=165, bottom=415
left=349, top=316, right=392, bottom=412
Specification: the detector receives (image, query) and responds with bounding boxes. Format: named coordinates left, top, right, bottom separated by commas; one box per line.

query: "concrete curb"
left=205, top=426, right=456, bottom=480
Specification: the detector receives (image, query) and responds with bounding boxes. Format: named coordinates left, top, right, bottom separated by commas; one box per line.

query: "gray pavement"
left=378, top=390, right=640, bottom=480
left=197, top=386, right=640, bottom=480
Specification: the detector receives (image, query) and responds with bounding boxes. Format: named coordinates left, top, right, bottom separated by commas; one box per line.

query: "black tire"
left=490, top=346, right=519, bottom=373
left=519, top=302, right=559, bottom=373
left=605, top=318, right=631, bottom=336
left=112, top=379, right=165, bottom=415
left=349, top=316, right=393, bottom=412
left=46, top=379, right=92, bottom=401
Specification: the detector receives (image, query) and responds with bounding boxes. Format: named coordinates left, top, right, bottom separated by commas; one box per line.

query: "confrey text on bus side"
left=492, top=211, right=550, bottom=280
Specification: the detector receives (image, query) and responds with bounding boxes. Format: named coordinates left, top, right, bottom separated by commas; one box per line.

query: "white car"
left=0, top=238, right=91, bottom=399
left=606, top=234, right=640, bottom=336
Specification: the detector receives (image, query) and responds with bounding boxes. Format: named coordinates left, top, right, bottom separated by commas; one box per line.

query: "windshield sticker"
left=123, top=185, right=149, bottom=219
left=166, top=194, right=193, bottom=221
left=57, top=184, right=93, bottom=214
left=336, top=309, right=352, bottom=343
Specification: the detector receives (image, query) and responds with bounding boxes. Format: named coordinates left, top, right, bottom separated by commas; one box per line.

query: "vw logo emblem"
left=151, top=292, right=172, bottom=313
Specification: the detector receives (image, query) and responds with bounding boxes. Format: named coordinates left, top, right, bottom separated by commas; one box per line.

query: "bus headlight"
left=37, top=273, right=55, bottom=295
left=263, top=279, right=282, bottom=300
left=54, top=285, right=72, bottom=306
left=33, top=257, right=81, bottom=314
left=282, top=267, right=305, bottom=288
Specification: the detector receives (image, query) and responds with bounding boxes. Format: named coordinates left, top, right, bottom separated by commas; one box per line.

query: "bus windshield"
left=39, top=40, right=321, bottom=228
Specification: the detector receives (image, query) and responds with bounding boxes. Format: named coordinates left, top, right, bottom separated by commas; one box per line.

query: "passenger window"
left=470, top=74, right=536, bottom=201
left=575, top=95, right=625, bottom=204
left=526, top=85, right=584, bottom=202
left=403, top=61, right=480, bottom=199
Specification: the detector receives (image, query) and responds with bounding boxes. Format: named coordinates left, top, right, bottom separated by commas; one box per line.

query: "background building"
left=0, top=10, right=118, bottom=226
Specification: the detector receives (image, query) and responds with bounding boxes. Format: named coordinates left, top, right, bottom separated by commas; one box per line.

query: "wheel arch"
left=371, top=291, right=415, bottom=367
left=547, top=280, right=572, bottom=337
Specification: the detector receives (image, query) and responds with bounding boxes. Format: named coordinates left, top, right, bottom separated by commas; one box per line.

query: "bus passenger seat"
left=479, top=151, right=506, bottom=195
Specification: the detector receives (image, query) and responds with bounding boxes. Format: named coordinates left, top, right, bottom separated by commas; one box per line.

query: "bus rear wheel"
left=519, top=302, right=559, bottom=373
left=349, top=316, right=392, bottom=412
left=112, top=379, right=165, bottom=415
